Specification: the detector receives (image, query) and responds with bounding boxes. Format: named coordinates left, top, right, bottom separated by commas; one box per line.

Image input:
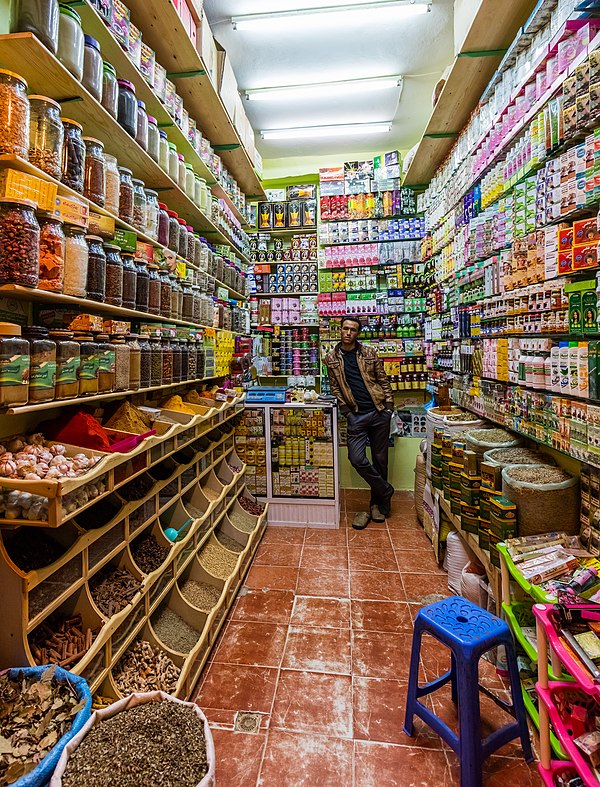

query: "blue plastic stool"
left=403, top=596, right=533, bottom=787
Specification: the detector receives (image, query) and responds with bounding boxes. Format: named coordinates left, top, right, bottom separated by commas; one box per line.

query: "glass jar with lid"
left=82, top=34, right=102, bottom=101
left=158, top=203, right=169, bottom=247
left=111, top=337, right=130, bottom=391
left=22, top=326, right=56, bottom=403
left=126, top=334, right=141, bottom=390
left=85, top=235, right=106, bottom=301
left=144, top=189, right=159, bottom=241
left=182, top=280, right=194, bottom=321
left=147, top=116, right=159, bottom=163
left=101, top=62, right=118, bottom=118
left=122, top=252, right=137, bottom=309
left=170, top=274, right=182, bottom=320
left=158, top=130, right=169, bottom=171
left=61, top=118, right=85, bottom=193
left=0, top=70, right=29, bottom=158
left=76, top=334, right=99, bottom=396
left=63, top=225, right=88, bottom=297
left=187, top=335, right=197, bottom=379
left=83, top=137, right=105, bottom=207
left=50, top=329, right=79, bottom=399
left=117, top=79, right=137, bottom=137
left=96, top=334, right=115, bottom=392
left=136, top=100, right=148, bottom=151
left=197, top=343, right=205, bottom=379
left=148, top=335, right=161, bottom=386
left=192, top=286, right=201, bottom=324
left=180, top=338, right=189, bottom=381
left=193, top=234, right=202, bottom=268
left=185, top=226, right=194, bottom=264
left=0, top=323, right=30, bottom=406
left=147, top=264, right=161, bottom=315
left=103, top=243, right=123, bottom=306
left=168, top=142, right=178, bottom=181
left=138, top=334, right=151, bottom=388
left=38, top=214, right=65, bottom=292
left=11, top=0, right=59, bottom=53
left=0, top=198, right=39, bottom=287
left=184, top=164, right=195, bottom=199
left=167, top=210, right=180, bottom=253
left=135, top=257, right=149, bottom=313
left=104, top=154, right=119, bottom=216
left=132, top=179, right=146, bottom=232
left=177, top=219, right=187, bottom=259
left=28, top=95, right=63, bottom=179
left=159, top=269, right=172, bottom=318
left=161, top=337, right=173, bottom=385
left=177, top=154, right=185, bottom=187
left=193, top=175, right=203, bottom=209
left=171, top=338, right=182, bottom=383
left=118, top=167, right=134, bottom=225
left=57, top=5, right=84, bottom=80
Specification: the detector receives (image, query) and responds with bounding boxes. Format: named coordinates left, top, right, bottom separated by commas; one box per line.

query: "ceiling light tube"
left=245, top=76, right=403, bottom=102
left=232, top=1, right=430, bottom=31
left=261, top=123, right=392, bottom=140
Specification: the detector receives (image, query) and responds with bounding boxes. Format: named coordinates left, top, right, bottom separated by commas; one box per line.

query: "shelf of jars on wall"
left=0, top=393, right=268, bottom=701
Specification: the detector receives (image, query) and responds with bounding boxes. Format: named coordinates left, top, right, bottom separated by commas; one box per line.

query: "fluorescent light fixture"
left=261, top=122, right=392, bottom=140
left=232, top=1, right=430, bottom=31
left=245, top=76, right=403, bottom=102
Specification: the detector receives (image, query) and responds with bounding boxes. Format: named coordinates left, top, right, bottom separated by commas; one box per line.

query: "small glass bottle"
left=82, top=34, right=103, bottom=101
left=111, top=337, right=130, bottom=391
left=135, top=258, right=149, bottom=313
left=23, top=326, right=56, bottom=403
left=139, top=334, right=151, bottom=388
left=50, top=329, right=79, bottom=399
left=127, top=334, right=141, bottom=391
left=38, top=213, right=65, bottom=292
left=132, top=178, right=146, bottom=232
left=122, top=252, right=137, bottom=309
left=101, top=62, right=118, bottom=118
left=157, top=202, right=169, bottom=247
left=147, top=115, right=159, bottom=162
left=144, top=189, right=159, bottom=241
left=63, top=225, right=88, bottom=296
left=61, top=118, right=85, bottom=193
left=147, top=264, right=161, bottom=315
left=118, top=167, right=134, bottom=225
left=167, top=210, right=180, bottom=253
left=103, top=243, right=123, bottom=306
left=104, top=154, right=119, bottom=216
left=159, top=269, right=172, bottom=318
left=85, top=235, right=106, bottom=301
left=158, top=130, right=169, bottom=171
left=83, top=137, right=105, bottom=207
left=96, top=334, right=115, bottom=392
left=168, top=142, right=178, bottom=181
left=136, top=100, right=148, bottom=151
left=28, top=95, right=63, bottom=179
left=77, top=334, right=99, bottom=396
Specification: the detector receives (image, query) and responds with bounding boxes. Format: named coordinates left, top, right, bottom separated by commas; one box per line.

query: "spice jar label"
left=30, top=361, right=57, bottom=390
left=57, top=356, right=80, bottom=385
left=80, top=354, right=99, bottom=380
left=0, top=354, right=29, bottom=386
left=98, top=349, right=116, bottom=374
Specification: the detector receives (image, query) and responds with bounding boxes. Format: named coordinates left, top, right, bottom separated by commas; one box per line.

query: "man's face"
left=341, top=320, right=359, bottom=347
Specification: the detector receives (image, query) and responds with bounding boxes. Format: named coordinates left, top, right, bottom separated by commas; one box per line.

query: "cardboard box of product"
left=199, top=11, right=218, bottom=86
left=0, top=169, right=57, bottom=211
left=217, top=49, right=239, bottom=121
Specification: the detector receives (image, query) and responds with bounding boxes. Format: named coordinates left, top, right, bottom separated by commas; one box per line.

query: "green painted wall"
left=339, top=436, right=420, bottom=492
left=0, top=0, right=10, bottom=33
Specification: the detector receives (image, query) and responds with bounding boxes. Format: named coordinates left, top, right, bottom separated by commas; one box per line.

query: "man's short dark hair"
left=341, top=315, right=362, bottom=331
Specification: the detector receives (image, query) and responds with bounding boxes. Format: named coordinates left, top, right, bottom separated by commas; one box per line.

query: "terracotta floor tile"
left=253, top=542, right=303, bottom=568
left=303, top=528, right=348, bottom=546
left=261, top=526, right=306, bottom=545
left=351, top=599, right=414, bottom=633
left=282, top=626, right=352, bottom=675
left=258, top=730, right=353, bottom=787
left=343, top=488, right=372, bottom=505
left=350, top=570, right=406, bottom=602
left=211, top=728, right=267, bottom=787
left=389, top=529, right=432, bottom=550
left=395, top=548, right=445, bottom=574
left=232, top=589, right=295, bottom=625
left=213, top=621, right=287, bottom=668
left=244, top=565, right=299, bottom=593
left=344, top=513, right=388, bottom=530
left=420, top=633, right=453, bottom=681
left=271, top=670, right=353, bottom=738
left=195, top=663, right=278, bottom=726
left=352, top=630, right=415, bottom=679
left=354, top=740, right=452, bottom=787
left=402, top=572, right=450, bottom=604
left=300, top=545, right=348, bottom=571
left=296, top=568, right=349, bottom=598
left=291, top=596, right=351, bottom=629
left=446, top=753, right=542, bottom=786
left=347, top=527, right=392, bottom=548
left=353, top=676, right=444, bottom=748
left=348, top=546, right=399, bottom=572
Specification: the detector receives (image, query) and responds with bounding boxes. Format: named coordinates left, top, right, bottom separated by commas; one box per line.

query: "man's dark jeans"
left=346, top=409, right=394, bottom=512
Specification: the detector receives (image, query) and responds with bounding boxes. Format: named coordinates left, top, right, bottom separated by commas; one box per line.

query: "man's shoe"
left=370, top=504, right=386, bottom=523
left=352, top=511, right=370, bottom=530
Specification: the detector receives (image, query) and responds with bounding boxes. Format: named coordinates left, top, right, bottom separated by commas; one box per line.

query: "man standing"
left=324, top=316, right=395, bottom=529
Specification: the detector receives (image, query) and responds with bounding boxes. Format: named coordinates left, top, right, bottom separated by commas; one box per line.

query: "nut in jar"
left=0, top=198, right=40, bottom=287
left=0, top=69, right=29, bottom=158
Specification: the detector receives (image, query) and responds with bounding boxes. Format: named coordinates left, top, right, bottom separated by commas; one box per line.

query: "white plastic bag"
left=445, top=531, right=473, bottom=594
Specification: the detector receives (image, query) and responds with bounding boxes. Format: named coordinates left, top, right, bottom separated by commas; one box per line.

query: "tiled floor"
left=194, top=489, right=541, bottom=786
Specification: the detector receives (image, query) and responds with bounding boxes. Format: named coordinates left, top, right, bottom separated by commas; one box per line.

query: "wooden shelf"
left=402, top=0, right=540, bottom=187
left=251, top=291, right=318, bottom=297
left=0, top=34, right=248, bottom=257
left=123, top=0, right=265, bottom=199
left=253, top=227, right=317, bottom=237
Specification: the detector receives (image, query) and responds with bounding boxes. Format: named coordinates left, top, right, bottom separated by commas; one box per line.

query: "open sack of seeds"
left=49, top=691, right=215, bottom=787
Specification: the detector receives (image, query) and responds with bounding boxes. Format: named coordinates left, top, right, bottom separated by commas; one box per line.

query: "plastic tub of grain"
left=483, top=446, right=555, bottom=470
left=501, top=464, right=579, bottom=536
left=465, top=427, right=522, bottom=459
left=50, top=691, right=215, bottom=787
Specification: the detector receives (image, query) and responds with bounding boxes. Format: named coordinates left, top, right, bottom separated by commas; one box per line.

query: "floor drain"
left=234, top=712, right=262, bottom=733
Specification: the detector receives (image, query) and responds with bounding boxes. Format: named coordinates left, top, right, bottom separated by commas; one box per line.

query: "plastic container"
left=0, top=198, right=40, bottom=287
left=182, top=281, right=194, bottom=320
left=145, top=189, right=159, bottom=240
left=132, top=178, right=146, bottom=232
left=83, top=137, right=105, bottom=207
left=127, top=334, right=141, bottom=390
left=170, top=274, right=182, bottom=320
left=0, top=323, right=29, bottom=406
left=23, top=326, right=56, bottom=403
left=0, top=69, right=29, bottom=158
left=172, top=338, right=182, bottom=382
left=122, top=252, right=137, bottom=309
left=158, top=202, right=169, bottom=247
left=162, top=337, right=173, bottom=384
left=63, top=225, right=88, bottom=296
left=147, top=264, right=161, bottom=315
left=28, top=95, right=63, bottom=178
left=149, top=335, right=162, bottom=386
left=117, top=79, right=137, bottom=137
left=104, top=154, right=120, bottom=215
left=82, top=34, right=103, bottom=101
left=160, top=270, right=172, bottom=318
left=139, top=334, right=151, bottom=388
left=57, top=5, right=84, bottom=80
left=61, top=118, right=85, bottom=193
left=118, top=167, right=134, bottom=225
left=85, top=235, right=106, bottom=301
left=51, top=329, right=80, bottom=399
left=38, top=213, right=65, bottom=292
left=159, top=130, right=169, bottom=171
left=101, top=62, right=118, bottom=118
left=168, top=142, right=178, bottom=181
left=96, top=334, right=115, bottom=392
left=103, top=243, right=123, bottom=306
left=136, top=99, right=148, bottom=151
left=11, top=0, right=60, bottom=53
left=77, top=334, right=99, bottom=395
left=177, top=154, right=186, bottom=188
left=147, top=115, right=159, bottom=162
left=184, top=163, right=195, bottom=199
left=167, top=210, right=180, bottom=253
left=111, top=337, right=130, bottom=391
left=177, top=218, right=187, bottom=259
left=135, top=258, right=149, bottom=313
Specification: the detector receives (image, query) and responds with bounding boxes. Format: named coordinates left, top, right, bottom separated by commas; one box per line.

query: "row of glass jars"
left=0, top=322, right=208, bottom=407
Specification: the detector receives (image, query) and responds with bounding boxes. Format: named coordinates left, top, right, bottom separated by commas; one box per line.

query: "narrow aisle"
left=194, top=490, right=541, bottom=786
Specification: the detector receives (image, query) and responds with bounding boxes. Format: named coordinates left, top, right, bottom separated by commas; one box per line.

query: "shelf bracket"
left=213, top=144, right=241, bottom=151
left=57, top=96, right=83, bottom=105
left=458, top=49, right=507, bottom=58
left=424, top=132, right=458, bottom=139
left=167, top=69, right=206, bottom=79
left=157, top=122, right=175, bottom=129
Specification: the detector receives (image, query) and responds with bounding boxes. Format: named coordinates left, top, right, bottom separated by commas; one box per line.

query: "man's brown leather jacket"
left=324, top=342, right=394, bottom=415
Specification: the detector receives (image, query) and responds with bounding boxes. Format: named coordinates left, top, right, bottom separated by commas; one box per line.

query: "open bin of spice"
left=110, top=628, right=187, bottom=699
left=130, top=521, right=173, bottom=585
left=87, top=546, right=144, bottom=626
left=149, top=584, right=209, bottom=662
left=200, top=468, right=226, bottom=504
left=197, top=534, right=243, bottom=596
left=178, top=556, right=230, bottom=633
left=183, top=481, right=218, bottom=522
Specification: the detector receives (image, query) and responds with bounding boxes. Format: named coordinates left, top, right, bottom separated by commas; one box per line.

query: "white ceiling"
left=203, top=0, right=455, bottom=177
